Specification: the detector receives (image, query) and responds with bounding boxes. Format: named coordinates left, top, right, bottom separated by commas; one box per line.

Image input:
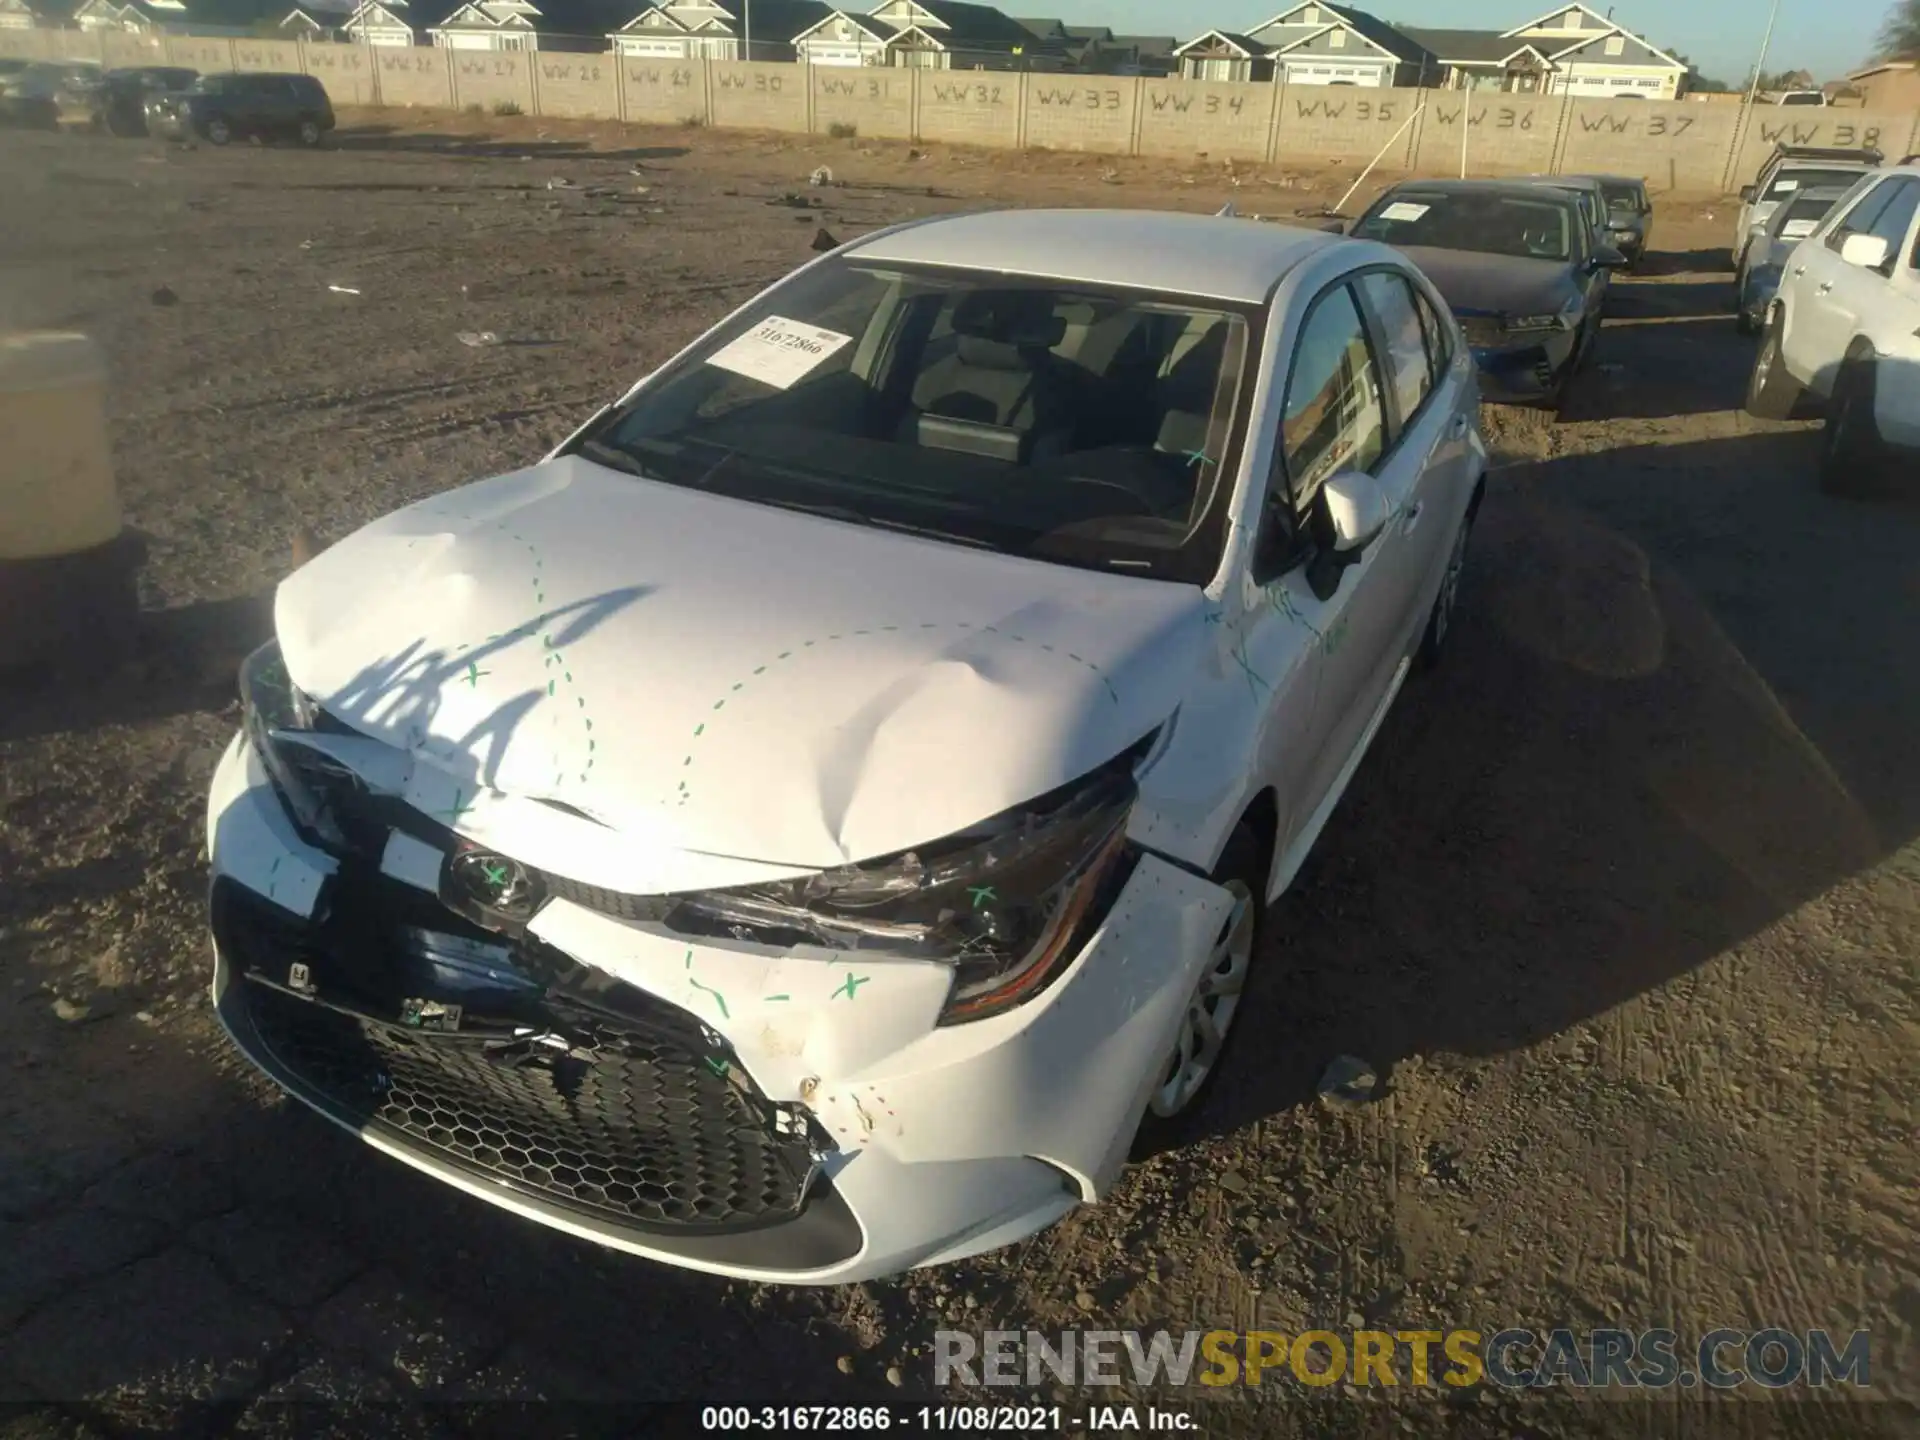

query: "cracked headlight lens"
left=238, top=640, right=343, bottom=850
left=664, top=734, right=1156, bottom=1024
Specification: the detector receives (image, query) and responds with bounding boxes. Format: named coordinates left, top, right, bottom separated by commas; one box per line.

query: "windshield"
left=571, top=259, right=1257, bottom=583
left=1772, top=192, right=1843, bottom=238
left=1601, top=181, right=1642, bottom=214
left=1764, top=168, right=1864, bottom=203
left=1353, top=191, right=1575, bottom=263
left=187, top=74, right=237, bottom=95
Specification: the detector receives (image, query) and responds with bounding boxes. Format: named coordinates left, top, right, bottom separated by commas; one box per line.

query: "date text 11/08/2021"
left=701, top=1406, right=1195, bottom=1432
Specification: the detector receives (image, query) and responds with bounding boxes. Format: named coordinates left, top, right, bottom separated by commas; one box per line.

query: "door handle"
left=1450, top=414, right=1470, bottom=437
left=1401, top=501, right=1424, bottom=532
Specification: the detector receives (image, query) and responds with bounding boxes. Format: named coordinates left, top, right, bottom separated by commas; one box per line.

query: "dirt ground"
left=0, top=111, right=1915, bottom=1436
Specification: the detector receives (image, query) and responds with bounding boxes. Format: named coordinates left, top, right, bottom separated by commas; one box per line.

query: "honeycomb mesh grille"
left=222, top=892, right=814, bottom=1235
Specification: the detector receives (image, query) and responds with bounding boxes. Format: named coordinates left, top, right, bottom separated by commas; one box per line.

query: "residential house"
left=69, top=0, right=191, bottom=31
left=1846, top=59, right=1920, bottom=113
left=1016, top=15, right=1173, bottom=74
left=866, top=0, right=1051, bottom=71
left=278, top=1, right=354, bottom=38
left=791, top=7, right=889, bottom=65
left=344, top=0, right=431, bottom=45
left=1171, top=32, right=1273, bottom=83
left=1403, top=4, right=1688, bottom=98
left=607, top=0, right=829, bottom=62
left=1179, top=4, right=1437, bottom=86
left=0, top=0, right=75, bottom=29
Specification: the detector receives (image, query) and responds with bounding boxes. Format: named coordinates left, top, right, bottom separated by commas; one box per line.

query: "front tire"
left=1745, top=311, right=1803, bottom=420
left=1130, top=820, right=1266, bottom=1158
left=203, top=115, right=231, bottom=146
left=1818, top=356, right=1884, bottom=497
left=1417, top=503, right=1475, bottom=670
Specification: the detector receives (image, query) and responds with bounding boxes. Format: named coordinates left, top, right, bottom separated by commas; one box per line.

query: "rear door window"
left=1355, top=271, right=1434, bottom=432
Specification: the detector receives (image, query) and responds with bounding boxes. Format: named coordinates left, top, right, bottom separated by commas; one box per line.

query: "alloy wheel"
left=1149, top=879, right=1255, bottom=1118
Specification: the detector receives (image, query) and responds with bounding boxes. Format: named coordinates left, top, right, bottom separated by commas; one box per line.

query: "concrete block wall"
left=1557, top=98, right=1742, bottom=191
left=1022, top=77, right=1136, bottom=154
left=912, top=71, right=1020, bottom=148
left=299, top=43, right=377, bottom=106
left=619, top=58, right=705, bottom=126
left=6, top=28, right=1918, bottom=196
left=1276, top=86, right=1424, bottom=165
left=232, top=38, right=303, bottom=74
left=1135, top=79, right=1275, bottom=162
left=1411, top=93, right=1561, bottom=175
left=449, top=50, right=533, bottom=114
left=372, top=45, right=452, bottom=109
left=707, top=61, right=807, bottom=134
left=813, top=67, right=912, bottom=140
left=533, top=52, right=615, bottom=121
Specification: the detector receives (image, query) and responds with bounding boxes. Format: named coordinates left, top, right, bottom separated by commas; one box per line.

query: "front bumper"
left=205, top=732, right=1232, bottom=1283
left=1468, top=332, right=1576, bottom=403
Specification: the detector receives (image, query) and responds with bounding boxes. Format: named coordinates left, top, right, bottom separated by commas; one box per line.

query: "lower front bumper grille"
left=214, top=877, right=821, bottom=1237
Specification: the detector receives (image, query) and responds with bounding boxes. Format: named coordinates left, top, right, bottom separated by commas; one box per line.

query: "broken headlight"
left=239, top=639, right=344, bottom=851
left=663, top=737, right=1154, bottom=1025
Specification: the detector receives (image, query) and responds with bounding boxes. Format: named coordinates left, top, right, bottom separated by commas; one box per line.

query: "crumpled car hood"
left=275, top=456, right=1208, bottom=875
left=1393, top=246, right=1580, bottom=320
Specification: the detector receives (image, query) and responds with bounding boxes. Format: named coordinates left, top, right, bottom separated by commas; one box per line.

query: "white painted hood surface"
left=275, top=456, right=1208, bottom=877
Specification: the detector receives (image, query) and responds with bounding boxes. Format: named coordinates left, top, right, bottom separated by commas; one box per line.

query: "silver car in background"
left=1734, top=184, right=1862, bottom=335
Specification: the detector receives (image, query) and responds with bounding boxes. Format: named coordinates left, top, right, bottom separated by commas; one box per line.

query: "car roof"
left=1523, top=173, right=1603, bottom=188
left=845, top=209, right=1344, bottom=305
left=1767, top=144, right=1882, bottom=165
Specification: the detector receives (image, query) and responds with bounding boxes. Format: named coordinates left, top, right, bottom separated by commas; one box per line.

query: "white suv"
left=204, top=209, right=1487, bottom=1283
left=1746, top=163, right=1920, bottom=495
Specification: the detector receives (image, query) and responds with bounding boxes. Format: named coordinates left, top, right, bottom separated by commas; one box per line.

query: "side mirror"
left=1322, top=471, right=1390, bottom=557
left=1839, top=233, right=1891, bottom=270
left=1739, top=185, right=1757, bottom=203
left=1591, top=245, right=1629, bottom=270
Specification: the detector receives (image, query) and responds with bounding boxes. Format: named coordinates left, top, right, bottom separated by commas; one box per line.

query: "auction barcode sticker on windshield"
left=1783, top=219, right=1819, bottom=237
left=1380, top=202, right=1430, bottom=223
left=705, top=316, right=854, bottom=390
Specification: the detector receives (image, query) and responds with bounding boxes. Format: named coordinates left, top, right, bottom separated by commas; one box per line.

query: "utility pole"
left=743, top=0, right=752, bottom=62
left=1744, top=0, right=1781, bottom=105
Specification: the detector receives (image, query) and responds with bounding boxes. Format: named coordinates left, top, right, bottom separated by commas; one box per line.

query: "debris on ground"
left=456, top=331, right=500, bottom=348
left=298, top=239, right=314, bottom=250
left=769, top=192, right=812, bottom=209
left=327, top=284, right=361, bottom=296
left=808, top=166, right=833, bottom=187
left=811, top=227, right=839, bottom=252
left=150, top=285, right=178, bottom=306
left=885, top=1366, right=904, bottom=1388
left=836, top=1355, right=855, bottom=1375
left=1318, top=1054, right=1380, bottom=1106
left=51, top=997, right=91, bottom=1023
left=546, top=176, right=575, bottom=190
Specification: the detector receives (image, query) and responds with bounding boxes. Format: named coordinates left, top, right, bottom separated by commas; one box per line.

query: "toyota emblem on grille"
left=445, top=844, right=544, bottom=923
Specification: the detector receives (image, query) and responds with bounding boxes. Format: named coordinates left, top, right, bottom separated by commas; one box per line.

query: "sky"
left=1030, top=0, right=1901, bottom=85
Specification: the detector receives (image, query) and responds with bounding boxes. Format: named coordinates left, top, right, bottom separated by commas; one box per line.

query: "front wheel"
left=1417, top=504, right=1475, bottom=670
left=1130, top=821, right=1266, bottom=1158
left=1744, top=311, right=1803, bottom=420
left=203, top=115, right=231, bottom=146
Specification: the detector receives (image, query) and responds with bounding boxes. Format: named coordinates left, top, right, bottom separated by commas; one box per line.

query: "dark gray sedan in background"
left=1343, top=180, right=1628, bottom=411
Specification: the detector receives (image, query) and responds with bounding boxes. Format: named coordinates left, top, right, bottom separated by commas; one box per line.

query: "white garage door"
left=1286, top=62, right=1387, bottom=87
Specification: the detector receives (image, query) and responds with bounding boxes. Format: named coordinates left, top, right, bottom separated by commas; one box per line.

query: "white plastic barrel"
left=0, top=331, right=122, bottom=562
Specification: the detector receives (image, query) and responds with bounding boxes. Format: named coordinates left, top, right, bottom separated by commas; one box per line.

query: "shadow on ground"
left=1196, top=428, right=1920, bottom=1135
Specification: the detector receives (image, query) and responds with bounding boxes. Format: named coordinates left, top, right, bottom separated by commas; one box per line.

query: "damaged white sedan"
left=206, top=208, right=1488, bottom=1283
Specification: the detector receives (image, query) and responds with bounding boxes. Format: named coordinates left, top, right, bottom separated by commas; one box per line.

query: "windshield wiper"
left=753, top=496, right=995, bottom=548
left=576, top=438, right=658, bottom=481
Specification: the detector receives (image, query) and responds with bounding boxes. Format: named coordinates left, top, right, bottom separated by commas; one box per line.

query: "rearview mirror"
left=1839, top=233, right=1891, bottom=270
left=1322, top=471, right=1390, bottom=557
left=1739, top=185, right=1757, bottom=202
